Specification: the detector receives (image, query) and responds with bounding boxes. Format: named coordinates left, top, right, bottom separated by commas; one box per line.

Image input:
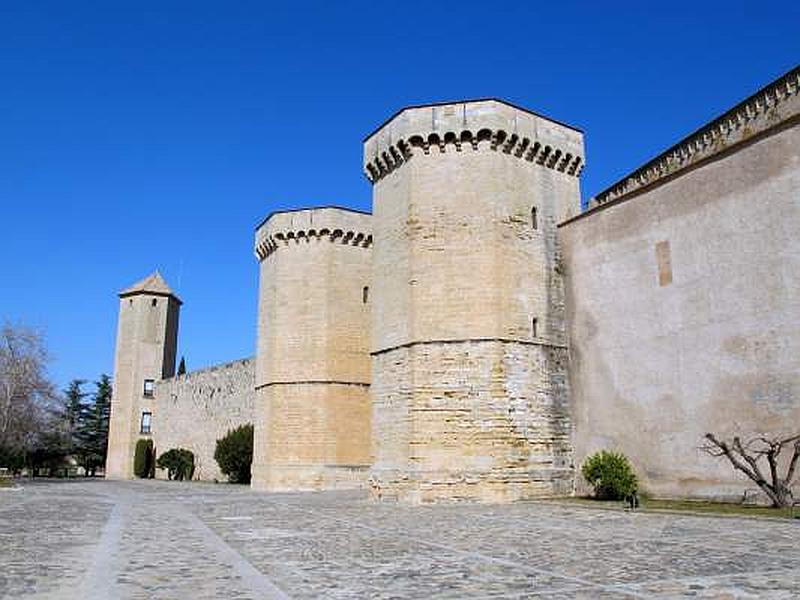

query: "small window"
left=143, top=379, right=155, bottom=397
left=531, top=206, right=538, bottom=230
left=151, top=298, right=158, bottom=307
left=140, top=411, right=152, bottom=434
left=362, top=286, right=369, bottom=304
left=532, top=317, right=538, bottom=338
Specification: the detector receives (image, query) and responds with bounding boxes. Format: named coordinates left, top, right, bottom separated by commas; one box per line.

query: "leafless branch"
left=703, top=430, right=799, bottom=508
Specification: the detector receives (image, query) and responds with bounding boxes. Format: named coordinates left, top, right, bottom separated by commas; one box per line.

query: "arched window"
left=531, top=206, right=538, bottom=230
left=362, top=286, right=369, bottom=304
left=151, top=298, right=158, bottom=307
left=532, top=317, right=538, bottom=338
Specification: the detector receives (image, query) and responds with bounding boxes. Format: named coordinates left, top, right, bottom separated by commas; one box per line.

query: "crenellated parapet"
left=254, top=206, right=372, bottom=261
left=363, top=99, right=585, bottom=184
left=593, top=66, right=800, bottom=206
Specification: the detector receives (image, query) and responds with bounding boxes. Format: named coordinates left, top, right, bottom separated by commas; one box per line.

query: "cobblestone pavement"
left=0, top=480, right=797, bottom=599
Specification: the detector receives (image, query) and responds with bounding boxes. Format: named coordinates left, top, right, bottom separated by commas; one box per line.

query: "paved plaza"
left=0, top=480, right=797, bottom=599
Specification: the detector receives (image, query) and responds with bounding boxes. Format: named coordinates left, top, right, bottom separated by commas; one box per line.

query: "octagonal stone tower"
left=252, top=207, right=373, bottom=491
left=364, top=100, right=585, bottom=503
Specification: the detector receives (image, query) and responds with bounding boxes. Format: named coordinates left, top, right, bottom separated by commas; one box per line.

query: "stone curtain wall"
left=561, top=109, right=800, bottom=499
left=153, top=358, right=255, bottom=482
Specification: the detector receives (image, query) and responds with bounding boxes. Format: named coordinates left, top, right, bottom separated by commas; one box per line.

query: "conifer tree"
left=76, top=375, right=112, bottom=476
left=61, top=379, right=87, bottom=455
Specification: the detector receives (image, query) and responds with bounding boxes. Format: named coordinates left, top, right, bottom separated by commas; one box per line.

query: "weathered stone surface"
left=372, top=341, right=573, bottom=503
left=153, top=358, right=255, bottom=482
left=561, top=73, right=800, bottom=499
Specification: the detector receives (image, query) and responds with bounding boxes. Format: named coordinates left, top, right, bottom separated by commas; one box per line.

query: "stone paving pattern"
left=0, top=480, right=797, bottom=599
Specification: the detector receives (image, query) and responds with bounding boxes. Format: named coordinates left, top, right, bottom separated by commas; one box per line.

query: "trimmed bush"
left=133, top=438, right=154, bottom=478
left=156, top=448, right=195, bottom=481
left=581, top=450, right=638, bottom=500
left=214, top=424, right=253, bottom=484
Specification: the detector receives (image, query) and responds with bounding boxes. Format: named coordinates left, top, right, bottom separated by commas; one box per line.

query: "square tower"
left=105, top=272, right=181, bottom=479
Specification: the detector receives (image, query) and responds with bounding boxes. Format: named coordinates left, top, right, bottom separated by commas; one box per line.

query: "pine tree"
left=61, top=380, right=87, bottom=455
left=76, top=375, right=112, bottom=476
left=177, top=356, right=186, bottom=376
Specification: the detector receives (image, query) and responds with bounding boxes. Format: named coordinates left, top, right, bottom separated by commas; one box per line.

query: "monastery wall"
left=152, top=358, right=255, bottom=482
left=561, top=71, right=800, bottom=499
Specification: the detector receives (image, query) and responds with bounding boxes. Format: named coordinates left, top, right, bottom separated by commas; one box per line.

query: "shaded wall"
left=561, top=122, right=800, bottom=498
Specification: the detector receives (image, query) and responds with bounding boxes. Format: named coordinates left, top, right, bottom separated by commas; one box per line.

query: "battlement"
left=254, top=206, right=372, bottom=261
left=592, top=65, right=800, bottom=206
left=363, top=99, right=585, bottom=183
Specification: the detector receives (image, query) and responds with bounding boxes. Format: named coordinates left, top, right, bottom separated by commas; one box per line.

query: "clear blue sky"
left=1, top=1, right=797, bottom=390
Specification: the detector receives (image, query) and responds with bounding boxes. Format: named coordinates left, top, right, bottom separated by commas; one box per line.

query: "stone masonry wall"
left=561, top=117, right=800, bottom=500
left=372, top=341, right=573, bottom=503
left=153, top=358, right=255, bottom=482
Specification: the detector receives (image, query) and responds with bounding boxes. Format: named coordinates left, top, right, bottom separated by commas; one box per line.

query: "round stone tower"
left=364, top=100, right=585, bottom=503
left=252, top=207, right=373, bottom=491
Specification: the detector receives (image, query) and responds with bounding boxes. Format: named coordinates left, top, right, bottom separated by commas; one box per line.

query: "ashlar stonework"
left=152, top=358, right=254, bottom=482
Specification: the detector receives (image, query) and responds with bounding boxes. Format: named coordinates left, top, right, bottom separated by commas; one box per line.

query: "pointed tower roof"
left=119, top=271, right=182, bottom=303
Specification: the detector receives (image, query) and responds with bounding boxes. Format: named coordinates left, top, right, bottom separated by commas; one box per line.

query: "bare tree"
left=0, top=322, right=58, bottom=467
left=703, top=432, right=800, bottom=508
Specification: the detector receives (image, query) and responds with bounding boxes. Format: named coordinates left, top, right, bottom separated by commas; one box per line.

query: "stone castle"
left=106, top=66, right=799, bottom=502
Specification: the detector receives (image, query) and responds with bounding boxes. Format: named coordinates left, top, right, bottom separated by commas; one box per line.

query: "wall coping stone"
left=590, top=65, right=800, bottom=208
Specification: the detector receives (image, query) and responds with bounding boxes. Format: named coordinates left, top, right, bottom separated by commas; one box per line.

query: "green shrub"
left=133, top=439, right=154, bottom=478
left=156, top=448, right=195, bottom=481
left=214, top=424, right=254, bottom=484
left=581, top=450, right=638, bottom=500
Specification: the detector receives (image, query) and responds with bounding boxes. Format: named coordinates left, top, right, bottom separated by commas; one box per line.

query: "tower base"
left=251, top=463, right=369, bottom=492
left=370, top=340, right=574, bottom=504
left=369, top=468, right=574, bottom=504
